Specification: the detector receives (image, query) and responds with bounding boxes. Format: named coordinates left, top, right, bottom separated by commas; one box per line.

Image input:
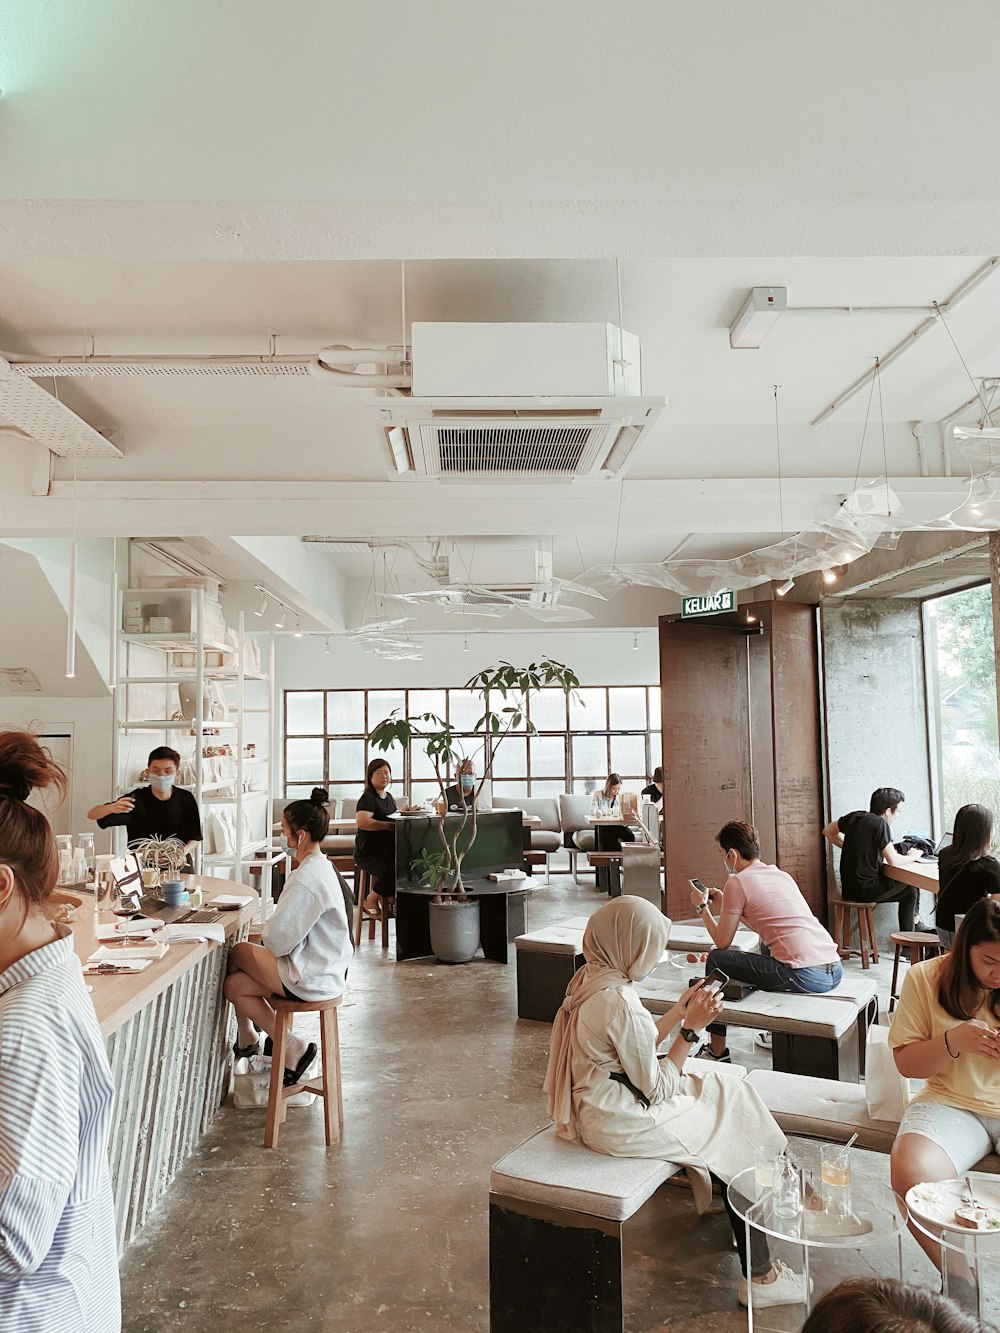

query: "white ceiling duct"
left=308, top=344, right=411, bottom=389
left=0, top=357, right=122, bottom=457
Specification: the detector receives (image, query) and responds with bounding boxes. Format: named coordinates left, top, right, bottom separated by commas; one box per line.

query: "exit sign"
left=681, top=590, right=735, bottom=618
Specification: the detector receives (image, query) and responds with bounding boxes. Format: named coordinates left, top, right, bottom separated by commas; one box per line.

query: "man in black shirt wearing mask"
left=822, top=785, right=923, bottom=931
left=88, top=745, right=203, bottom=868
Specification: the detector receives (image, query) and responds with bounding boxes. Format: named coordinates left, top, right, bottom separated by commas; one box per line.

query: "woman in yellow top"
left=889, top=897, right=1000, bottom=1269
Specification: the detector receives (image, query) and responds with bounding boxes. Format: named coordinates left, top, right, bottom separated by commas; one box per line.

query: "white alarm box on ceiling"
left=410, top=323, right=643, bottom=398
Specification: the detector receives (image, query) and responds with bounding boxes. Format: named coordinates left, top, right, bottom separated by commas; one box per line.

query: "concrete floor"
left=119, top=866, right=938, bottom=1333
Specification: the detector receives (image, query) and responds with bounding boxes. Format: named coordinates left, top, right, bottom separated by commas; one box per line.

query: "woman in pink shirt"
left=690, top=821, right=842, bottom=1061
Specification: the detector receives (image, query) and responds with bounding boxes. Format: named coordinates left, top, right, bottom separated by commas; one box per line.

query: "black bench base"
left=515, top=949, right=584, bottom=1022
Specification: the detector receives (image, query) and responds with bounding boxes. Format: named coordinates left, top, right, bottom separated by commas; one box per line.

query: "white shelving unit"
left=113, top=587, right=280, bottom=913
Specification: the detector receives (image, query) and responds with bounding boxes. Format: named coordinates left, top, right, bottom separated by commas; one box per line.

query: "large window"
left=926, top=584, right=1000, bottom=829
left=283, top=685, right=662, bottom=803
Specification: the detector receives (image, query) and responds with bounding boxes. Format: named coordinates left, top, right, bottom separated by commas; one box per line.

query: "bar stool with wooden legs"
left=888, top=931, right=945, bottom=1012
left=264, top=995, right=343, bottom=1149
left=353, top=867, right=390, bottom=948
left=830, top=895, right=879, bottom=969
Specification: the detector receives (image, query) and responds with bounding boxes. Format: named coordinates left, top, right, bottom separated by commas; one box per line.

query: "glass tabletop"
left=728, top=1148, right=904, bottom=1250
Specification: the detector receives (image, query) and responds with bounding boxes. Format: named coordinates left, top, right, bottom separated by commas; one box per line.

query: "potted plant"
left=369, top=657, right=580, bottom=963
left=130, top=834, right=188, bottom=890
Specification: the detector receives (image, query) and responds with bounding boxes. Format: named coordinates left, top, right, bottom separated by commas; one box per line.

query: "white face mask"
left=286, top=834, right=300, bottom=855
left=150, top=774, right=175, bottom=791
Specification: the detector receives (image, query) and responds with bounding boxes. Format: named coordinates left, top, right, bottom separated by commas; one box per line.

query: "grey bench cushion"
left=491, top=1124, right=680, bottom=1221
left=665, top=918, right=759, bottom=953
left=531, top=830, right=562, bottom=853
left=636, top=977, right=856, bottom=1038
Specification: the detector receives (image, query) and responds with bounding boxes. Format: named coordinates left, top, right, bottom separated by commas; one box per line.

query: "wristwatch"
left=679, top=1027, right=700, bottom=1044
left=697, top=900, right=710, bottom=913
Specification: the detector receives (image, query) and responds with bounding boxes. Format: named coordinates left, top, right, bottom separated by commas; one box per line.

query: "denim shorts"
left=897, top=1099, right=1000, bottom=1173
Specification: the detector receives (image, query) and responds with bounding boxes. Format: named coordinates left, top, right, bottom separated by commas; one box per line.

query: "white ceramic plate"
left=906, top=1179, right=1000, bottom=1233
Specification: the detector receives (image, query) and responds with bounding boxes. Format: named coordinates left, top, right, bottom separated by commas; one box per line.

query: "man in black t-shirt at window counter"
left=87, top=745, right=203, bottom=869
left=822, top=786, right=923, bottom=932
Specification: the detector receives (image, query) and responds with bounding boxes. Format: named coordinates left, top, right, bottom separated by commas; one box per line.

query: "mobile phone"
left=689, top=877, right=709, bottom=896
left=701, top=967, right=730, bottom=991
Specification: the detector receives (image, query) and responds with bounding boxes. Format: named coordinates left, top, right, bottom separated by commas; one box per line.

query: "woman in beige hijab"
left=544, top=896, right=806, bottom=1311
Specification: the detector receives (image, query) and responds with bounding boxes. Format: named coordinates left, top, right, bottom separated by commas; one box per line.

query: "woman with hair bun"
left=224, top=787, right=351, bottom=1087
left=0, top=729, right=120, bottom=1329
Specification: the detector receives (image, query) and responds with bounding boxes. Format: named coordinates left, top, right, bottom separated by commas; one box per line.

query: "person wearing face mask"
left=444, top=759, right=477, bottom=812
left=87, top=745, right=202, bottom=869
left=690, top=820, right=842, bottom=1062
left=224, top=788, right=351, bottom=1085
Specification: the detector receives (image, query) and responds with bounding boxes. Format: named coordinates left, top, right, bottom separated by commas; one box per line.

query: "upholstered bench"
left=490, top=1064, right=749, bottom=1333
left=660, top=917, right=760, bottom=957
left=636, top=976, right=866, bottom=1081
left=746, top=1068, right=1000, bottom=1173
left=514, top=919, right=589, bottom=1021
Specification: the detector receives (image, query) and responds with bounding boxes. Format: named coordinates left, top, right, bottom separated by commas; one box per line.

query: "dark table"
left=395, top=880, right=528, bottom=963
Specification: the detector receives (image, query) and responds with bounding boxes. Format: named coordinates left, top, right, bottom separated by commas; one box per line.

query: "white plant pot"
left=428, top=897, right=481, bottom=964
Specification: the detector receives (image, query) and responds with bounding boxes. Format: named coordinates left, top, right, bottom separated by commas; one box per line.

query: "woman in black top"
left=355, top=758, right=398, bottom=914
left=641, top=766, right=664, bottom=808
left=935, top=803, right=1000, bottom=945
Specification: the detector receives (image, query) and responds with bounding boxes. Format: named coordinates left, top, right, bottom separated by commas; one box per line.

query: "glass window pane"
left=324, top=783, right=356, bottom=806
left=609, top=686, right=647, bottom=730
left=451, top=737, right=486, bottom=778
left=327, top=738, right=366, bottom=783
left=491, top=779, right=528, bottom=799
left=610, top=734, right=647, bottom=778
left=367, top=741, right=404, bottom=786
left=327, top=690, right=364, bottom=734
left=407, top=689, right=447, bottom=725
left=284, top=783, right=318, bottom=801
left=286, top=691, right=324, bottom=735
left=409, top=781, right=440, bottom=806
left=570, top=687, right=607, bottom=730
left=491, top=736, right=527, bottom=780
left=367, top=690, right=405, bottom=731
left=572, top=734, right=608, bottom=777
left=648, top=686, right=661, bottom=727
left=530, top=779, right=566, bottom=799
left=529, top=688, right=568, bottom=731
left=529, top=734, right=565, bottom=778
left=285, top=737, right=324, bottom=783
left=448, top=688, right=481, bottom=731
left=649, top=732, right=662, bottom=775
left=574, top=778, right=600, bottom=795
left=409, top=742, right=439, bottom=780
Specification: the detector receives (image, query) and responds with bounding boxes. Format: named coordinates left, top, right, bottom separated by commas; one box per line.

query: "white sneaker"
left=754, top=1030, right=772, bottom=1050
left=738, top=1261, right=809, bottom=1309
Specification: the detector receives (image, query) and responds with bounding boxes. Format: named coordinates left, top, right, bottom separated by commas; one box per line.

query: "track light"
left=632, top=634, right=639, bottom=651
left=274, top=609, right=286, bottom=629
left=293, top=618, right=303, bottom=637
left=254, top=593, right=268, bottom=617
left=776, top=578, right=795, bottom=597
left=463, top=636, right=469, bottom=653
left=325, top=636, right=331, bottom=655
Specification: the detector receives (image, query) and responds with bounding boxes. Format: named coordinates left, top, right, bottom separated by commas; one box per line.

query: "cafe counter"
left=69, top=876, right=257, bottom=1253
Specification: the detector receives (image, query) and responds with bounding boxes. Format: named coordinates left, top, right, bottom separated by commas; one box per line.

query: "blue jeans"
left=707, top=945, right=843, bottom=995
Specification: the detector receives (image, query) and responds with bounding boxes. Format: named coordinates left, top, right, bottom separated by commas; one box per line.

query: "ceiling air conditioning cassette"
left=374, top=322, right=666, bottom=482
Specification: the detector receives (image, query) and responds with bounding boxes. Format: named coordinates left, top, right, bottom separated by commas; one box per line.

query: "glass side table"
left=728, top=1144, right=905, bottom=1333
left=905, top=1175, right=1000, bottom=1325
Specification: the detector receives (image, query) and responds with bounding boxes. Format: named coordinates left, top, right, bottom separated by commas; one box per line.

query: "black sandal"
left=283, top=1042, right=318, bottom=1088
left=232, top=1038, right=259, bottom=1060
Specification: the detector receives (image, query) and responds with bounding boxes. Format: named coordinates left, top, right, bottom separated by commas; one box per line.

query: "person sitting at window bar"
left=935, top=804, right=1000, bottom=949
left=822, top=786, right=923, bottom=933
left=444, top=759, right=476, bottom=812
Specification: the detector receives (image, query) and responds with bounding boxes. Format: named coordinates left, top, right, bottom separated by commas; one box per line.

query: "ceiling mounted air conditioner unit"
left=373, top=323, right=665, bottom=483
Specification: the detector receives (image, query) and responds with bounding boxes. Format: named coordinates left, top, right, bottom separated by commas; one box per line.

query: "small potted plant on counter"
left=130, top=834, right=188, bottom=896
left=369, top=657, right=579, bottom=963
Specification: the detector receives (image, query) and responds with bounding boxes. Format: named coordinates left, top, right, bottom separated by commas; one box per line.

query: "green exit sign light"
left=681, top=590, right=735, bottom=618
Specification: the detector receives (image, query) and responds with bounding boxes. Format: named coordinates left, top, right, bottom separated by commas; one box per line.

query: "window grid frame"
left=283, top=685, right=661, bottom=798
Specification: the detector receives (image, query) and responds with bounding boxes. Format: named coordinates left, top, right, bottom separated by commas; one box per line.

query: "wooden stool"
left=889, top=930, right=945, bottom=1011
left=830, top=896, right=879, bottom=969
left=353, top=867, right=390, bottom=948
left=264, top=995, right=343, bottom=1149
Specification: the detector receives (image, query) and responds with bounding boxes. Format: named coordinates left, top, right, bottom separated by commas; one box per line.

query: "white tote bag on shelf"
left=232, top=1055, right=315, bottom=1109
left=865, top=1023, right=912, bottom=1122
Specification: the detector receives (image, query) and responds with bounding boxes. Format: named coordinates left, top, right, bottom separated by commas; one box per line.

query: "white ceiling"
left=1, top=3, right=999, bottom=636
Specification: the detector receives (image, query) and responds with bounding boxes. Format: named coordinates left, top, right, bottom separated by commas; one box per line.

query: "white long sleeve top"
left=0, top=928, right=120, bottom=1331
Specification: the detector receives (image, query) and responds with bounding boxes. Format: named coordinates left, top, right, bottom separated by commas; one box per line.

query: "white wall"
left=274, top=628, right=659, bottom=691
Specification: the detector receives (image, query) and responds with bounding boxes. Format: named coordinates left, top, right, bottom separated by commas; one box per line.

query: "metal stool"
left=264, top=994, right=343, bottom=1149
left=830, top=896, right=879, bottom=969
left=352, top=867, right=390, bottom=948
left=889, top=930, right=945, bottom=1011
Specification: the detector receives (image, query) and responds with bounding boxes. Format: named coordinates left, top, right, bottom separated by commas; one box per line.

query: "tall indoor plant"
left=368, top=657, right=580, bottom=959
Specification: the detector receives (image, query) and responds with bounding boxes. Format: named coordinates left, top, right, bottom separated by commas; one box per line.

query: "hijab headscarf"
left=543, top=896, right=670, bottom=1140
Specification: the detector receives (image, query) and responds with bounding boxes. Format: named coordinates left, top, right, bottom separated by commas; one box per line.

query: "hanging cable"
left=874, top=358, right=893, bottom=517
left=773, top=385, right=785, bottom=540
left=933, top=301, right=995, bottom=428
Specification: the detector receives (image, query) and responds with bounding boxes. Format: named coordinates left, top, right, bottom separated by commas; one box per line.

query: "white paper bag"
left=865, top=1023, right=912, bottom=1122
left=232, top=1055, right=315, bottom=1109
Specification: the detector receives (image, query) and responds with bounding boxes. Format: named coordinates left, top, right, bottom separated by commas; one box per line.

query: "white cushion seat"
left=572, top=830, right=596, bottom=852
left=815, top=974, right=879, bottom=1007
left=515, top=926, right=585, bottom=956
left=531, top=830, right=562, bottom=852
left=666, top=919, right=760, bottom=953
left=322, top=834, right=355, bottom=855
left=636, top=977, right=858, bottom=1039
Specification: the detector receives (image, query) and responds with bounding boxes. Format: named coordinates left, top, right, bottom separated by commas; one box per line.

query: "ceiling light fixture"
left=463, top=636, right=469, bottom=653
left=325, top=636, right=331, bottom=655
left=632, top=633, right=639, bottom=651
left=823, top=568, right=838, bottom=585
left=777, top=578, right=795, bottom=597
left=274, top=609, right=286, bottom=630
left=293, top=618, right=303, bottom=637
left=254, top=593, right=268, bottom=617
left=729, top=287, right=787, bottom=350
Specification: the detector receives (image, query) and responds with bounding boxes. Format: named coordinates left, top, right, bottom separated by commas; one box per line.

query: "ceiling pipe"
left=308, top=344, right=411, bottom=388
left=810, top=257, right=1000, bottom=428
left=911, top=422, right=930, bottom=477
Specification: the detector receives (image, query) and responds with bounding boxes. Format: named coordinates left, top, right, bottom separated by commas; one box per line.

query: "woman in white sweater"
left=224, top=788, right=352, bottom=1087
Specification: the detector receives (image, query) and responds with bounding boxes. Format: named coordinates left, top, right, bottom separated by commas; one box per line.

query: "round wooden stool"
left=353, top=867, right=390, bottom=948
left=889, top=931, right=945, bottom=1011
left=830, top=896, right=879, bottom=969
left=264, top=994, right=343, bottom=1149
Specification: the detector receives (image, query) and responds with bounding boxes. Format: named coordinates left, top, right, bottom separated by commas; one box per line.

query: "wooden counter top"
left=884, top=859, right=940, bottom=894
left=71, top=874, right=258, bottom=1039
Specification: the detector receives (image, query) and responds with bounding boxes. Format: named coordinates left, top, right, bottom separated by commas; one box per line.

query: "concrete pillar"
left=989, top=532, right=1000, bottom=745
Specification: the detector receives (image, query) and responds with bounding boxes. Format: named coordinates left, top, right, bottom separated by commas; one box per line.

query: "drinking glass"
left=821, top=1142, right=853, bottom=1216
left=755, top=1145, right=781, bottom=1191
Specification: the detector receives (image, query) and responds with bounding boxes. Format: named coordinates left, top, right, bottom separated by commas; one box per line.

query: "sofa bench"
left=489, top=1064, right=748, bottom=1333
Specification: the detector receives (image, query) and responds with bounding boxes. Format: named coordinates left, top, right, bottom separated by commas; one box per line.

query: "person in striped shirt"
left=0, top=730, right=121, bottom=1331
